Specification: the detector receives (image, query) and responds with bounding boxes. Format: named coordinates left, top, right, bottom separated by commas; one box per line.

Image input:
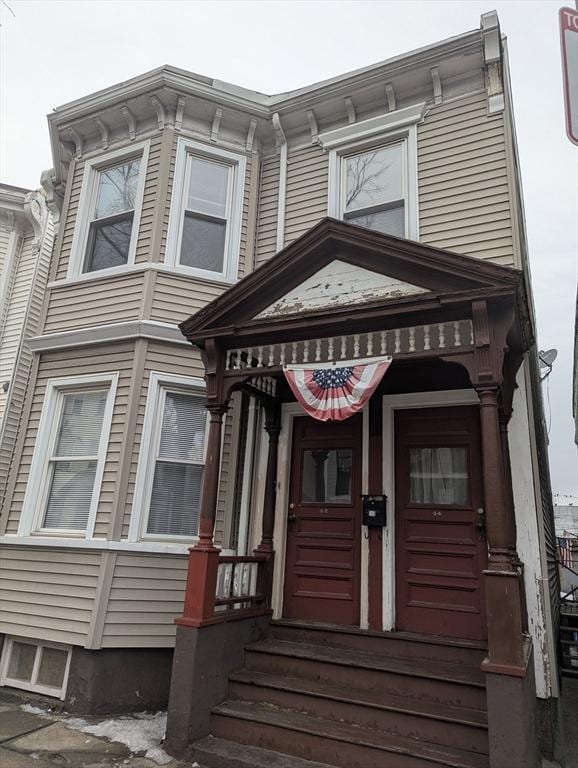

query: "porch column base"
left=485, top=639, right=539, bottom=768
left=165, top=616, right=271, bottom=760
left=177, top=546, right=220, bottom=628
left=484, top=565, right=525, bottom=669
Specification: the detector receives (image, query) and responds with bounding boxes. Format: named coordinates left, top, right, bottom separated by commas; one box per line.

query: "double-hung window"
left=68, top=142, right=149, bottom=279
left=129, top=373, right=208, bottom=541
left=323, top=105, right=423, bottom=240
left=18, top=374, right=118, bottom=537
left=166, top=138, right=246, bottom=282
left=342, top=142, right=406, bottom=236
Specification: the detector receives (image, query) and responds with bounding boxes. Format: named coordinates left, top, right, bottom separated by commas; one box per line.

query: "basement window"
left=0, top=637, right=71, bottom=699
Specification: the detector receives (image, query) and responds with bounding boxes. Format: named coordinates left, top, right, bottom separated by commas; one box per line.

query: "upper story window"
left=68, top=142, right=149, bottom=280
left=85, top=158, right=141, bottom=272
left=342, top=142, right=405, bottom=237
left=18, top=373, right=118, bottom=538
left=322, top=105, right=424, bottom=241
left=128, top=372, right=208, bottom=542
left=166, top=138, right=246, bottom=283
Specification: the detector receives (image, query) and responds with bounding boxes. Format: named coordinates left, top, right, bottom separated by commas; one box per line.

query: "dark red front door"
left=283, top=416, right=362, bottom=626
left=395, top=406, right=487, bottom=640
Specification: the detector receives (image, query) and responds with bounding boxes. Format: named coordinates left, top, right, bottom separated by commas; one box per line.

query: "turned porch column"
left=255, top=405, right=282, bottom=555
left=196, top=403, right=228, bottom=550
left=178, top=402, right=227, bottom=627
left=476, top=386, right=526, bottom=672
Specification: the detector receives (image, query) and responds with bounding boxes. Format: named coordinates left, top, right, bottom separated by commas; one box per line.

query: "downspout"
left=272, top=112, right=287, bottom=253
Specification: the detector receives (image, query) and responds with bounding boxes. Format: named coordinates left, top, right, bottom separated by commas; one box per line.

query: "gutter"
left=272, top=113, right=287, bottom=254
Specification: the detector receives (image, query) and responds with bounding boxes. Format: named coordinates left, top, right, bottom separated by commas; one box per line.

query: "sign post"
left=560, top=7, right=578, bottom=145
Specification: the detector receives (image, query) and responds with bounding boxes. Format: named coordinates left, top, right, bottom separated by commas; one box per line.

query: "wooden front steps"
left=194, top=620, right=489, bottom=768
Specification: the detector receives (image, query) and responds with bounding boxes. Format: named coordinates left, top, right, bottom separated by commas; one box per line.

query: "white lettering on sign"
left=560, top=7, right=578, bottom=145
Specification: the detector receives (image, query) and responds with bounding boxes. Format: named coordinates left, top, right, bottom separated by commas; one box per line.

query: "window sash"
left=143, top=387, right=209, bottom=539
left=38, top=385, right=112, bottom=534
left=176, top=152, right=234, bottom=275
left=340, top=140, right=408, bottom=237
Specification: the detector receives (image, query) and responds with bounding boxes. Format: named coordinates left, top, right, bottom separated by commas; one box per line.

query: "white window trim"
left=128, top=371, right=207, bottom=543
left=324, top=106, right=424, bottom=242
left=0, top=636, right=72, bottom=700
left=68, top=140, right=150, bottom=280
left=18, top=372, right=119, bottom=538
left=165, top=137, right=246, bottom=283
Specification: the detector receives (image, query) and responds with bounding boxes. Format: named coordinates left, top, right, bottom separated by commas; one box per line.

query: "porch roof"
left=179, top=219, right=530, bottom=351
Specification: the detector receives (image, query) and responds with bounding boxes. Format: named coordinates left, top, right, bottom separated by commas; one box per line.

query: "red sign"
left=560, top=7, right=578, bottom=145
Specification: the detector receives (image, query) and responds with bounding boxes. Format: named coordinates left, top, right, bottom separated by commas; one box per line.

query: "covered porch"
left=165, top=219, right=538, bottom=767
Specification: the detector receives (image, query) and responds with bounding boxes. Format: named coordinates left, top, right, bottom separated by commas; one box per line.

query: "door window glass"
left=409, top=447, right=469, bottom=505
left=302, top=449, right=352, bottom=503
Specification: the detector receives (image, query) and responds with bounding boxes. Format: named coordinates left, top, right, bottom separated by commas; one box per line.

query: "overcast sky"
left=1, top=0, right=576, bottom=495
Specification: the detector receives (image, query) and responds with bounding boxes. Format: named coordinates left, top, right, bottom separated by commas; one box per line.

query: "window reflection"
left=302, top=449, right=352, bottom=503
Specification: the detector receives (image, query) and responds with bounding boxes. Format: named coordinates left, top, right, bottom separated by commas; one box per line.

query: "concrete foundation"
left=165, top=614, right=271, bottom=759
left=66, top=646, right=174, bottom=715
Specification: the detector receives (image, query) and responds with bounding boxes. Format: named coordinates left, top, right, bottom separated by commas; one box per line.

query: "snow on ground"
left=20, top=704, right=172, bottom=765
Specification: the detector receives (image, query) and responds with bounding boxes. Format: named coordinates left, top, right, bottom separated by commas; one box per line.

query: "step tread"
left=229, top=669, right=488, bottom=727
left=193, top=734, right=336, bottom=768
left=212, top=699, right=489, bottom=768
left=272, top=619, right=488, bottom=652
left=245, top=639, right=486, bottom=686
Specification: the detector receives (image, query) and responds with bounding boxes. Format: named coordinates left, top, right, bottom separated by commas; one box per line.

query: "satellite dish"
left=539, top=349, right=558, bottom=367
left=539, top=349, right=557, bottom=381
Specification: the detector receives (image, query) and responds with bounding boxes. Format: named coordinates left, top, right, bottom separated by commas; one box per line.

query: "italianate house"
left=0, top=11, right=564, bottom=768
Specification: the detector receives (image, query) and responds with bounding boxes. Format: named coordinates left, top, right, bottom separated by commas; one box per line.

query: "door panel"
left=283, top=416, right=362, bottom=625
left=395, top=406, right=486, bottom=640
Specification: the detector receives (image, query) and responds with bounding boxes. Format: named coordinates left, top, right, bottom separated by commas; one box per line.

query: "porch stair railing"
left=558, top=560, right=578, bottom=677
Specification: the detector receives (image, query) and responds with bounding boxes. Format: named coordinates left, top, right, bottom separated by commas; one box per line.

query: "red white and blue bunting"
left=283, top=356, right=392, bottom=422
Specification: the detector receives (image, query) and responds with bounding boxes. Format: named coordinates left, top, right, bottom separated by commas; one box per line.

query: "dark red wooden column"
left=255, top=405, right=282, bottom=556
left=367, top=395, right=383, bottom=631
left=477, top=386, right=525, bottom=672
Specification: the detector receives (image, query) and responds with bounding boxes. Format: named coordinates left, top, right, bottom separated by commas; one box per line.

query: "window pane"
left=180, top=213, right=226, bottom=272
left=147, top=462, right=204, bottom=537
left=43, top=460, right=97, bottom=530
left=345, top=203, right=405, bottom=237
left=187, top=157, right=229, bottom=218
left=36, top=647, right=68, bottom=689
left=410, top=447, right=469, bottom=505
left=159, top=392, right=206, bottom=463
left=345, top=144, right=403, bottom=212
left=54, top=390, right=108, bottom=457
left=7, top=641, right=36, bottom=681
left=94, top=159, right=141, bottom=219
left=302, top=449, right=352, bottom=503
left=85, top=213, right=133, bottom=272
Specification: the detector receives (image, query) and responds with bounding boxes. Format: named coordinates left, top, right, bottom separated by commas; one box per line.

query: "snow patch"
left=63, top=711, right=171, bottom=765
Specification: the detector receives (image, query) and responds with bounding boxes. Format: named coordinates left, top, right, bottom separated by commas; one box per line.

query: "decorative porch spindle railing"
left=225, top=320, right=474, bottom=372
left=214, top=555, right=268, bottom=614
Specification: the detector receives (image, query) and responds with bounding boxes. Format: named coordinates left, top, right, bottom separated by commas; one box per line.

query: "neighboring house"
left=0, top=11, right=563, bottom=768
left=0, top=185, right=53, bottom=510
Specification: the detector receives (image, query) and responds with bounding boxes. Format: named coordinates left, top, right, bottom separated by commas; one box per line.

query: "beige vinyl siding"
left=0, top=547, right=101, bottom=646
left=284, top=145, right=328, bottom=247
left=150, top=272, right=228, bottom=325
left=100, top=553, right=186, bottom=647
left=0, top=219, right=53, bottom=508
left=0, top=223, right=11, bottom=275
left=134, top=135, right=163, bottom=263
left=0, top=233, right=29, bottom=426
left=5, top=342, right=134, bottom=536
left=42, top=272, right=144, bottom=334
left=418, top=92, right=515, bottom=266
left=55, top=160, right=84, bottom=281
left=255, top=152, right=279, bottom=267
